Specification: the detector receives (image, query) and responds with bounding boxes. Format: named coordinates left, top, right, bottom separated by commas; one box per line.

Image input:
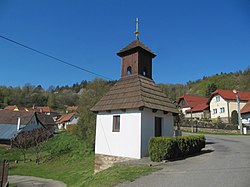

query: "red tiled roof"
left=241, top=100, right=250, bottom=114
left=4, top=105, right=17, bottom=110
left=186, top=104, right=209, bottom=113
left=212, top=89, right=250, bottom=100
left=4, top=105, right=29, bottom=112
left=57, top=113, right=76, bottom=124
left=66, top=106, right=78, bottom=111
left=208, top=90, right=250, bottom=103
left=31, top=106, right=54, bottom=113
left=178, top=94, right=208, bottom=108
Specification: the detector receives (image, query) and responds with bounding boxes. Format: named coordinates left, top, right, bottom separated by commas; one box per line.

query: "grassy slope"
left=0, top=132, right=157, bottom=187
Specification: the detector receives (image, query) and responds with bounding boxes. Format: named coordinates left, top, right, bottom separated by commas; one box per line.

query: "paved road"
left=118, top=135, right=250, bottom=187
left=9, top=175, right=67, bottom=187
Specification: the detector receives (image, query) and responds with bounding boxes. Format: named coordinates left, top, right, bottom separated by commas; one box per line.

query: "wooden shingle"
left=91, top=75, right=178, bottom=114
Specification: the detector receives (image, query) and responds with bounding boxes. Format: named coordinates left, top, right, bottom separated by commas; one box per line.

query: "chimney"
left=17, top=117, right=21, bottom=131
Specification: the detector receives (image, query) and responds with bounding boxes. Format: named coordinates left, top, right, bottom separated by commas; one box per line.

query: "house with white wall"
left=91, top=25, right=178, bottom=163
left=208, top=89, right=250, bottom=123
left=178, top=94, right=209, bottom=119
left=56, top=112, right=78, bottom=130
left=241, top=100, right=250, bottom=123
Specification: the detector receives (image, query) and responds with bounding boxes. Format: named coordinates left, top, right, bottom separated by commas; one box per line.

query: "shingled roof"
left=117, top=39, right=156, bottom=57
left=91, top=75, right=178, bottom=114
left=0, top=110, right=35, bottom=125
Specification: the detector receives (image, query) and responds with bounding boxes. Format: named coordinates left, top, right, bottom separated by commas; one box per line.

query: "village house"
left=178, top=94, right=210, bottom=119
left=66, top=106, right=78, bottom=114
left=0, top=110, right=45, bottom=145
left=30, top=106, right=59, bottom=122
left=91, top=19, right=178, bottom=164
left=208, top=89, right=250, bottom=123
left=36, top=112, right=56, bottom=133
left=56, top=112, right=79, bottom=130
left=4, top=105, right=29, bottom=112
left=241, top=100, right=250, bottom=124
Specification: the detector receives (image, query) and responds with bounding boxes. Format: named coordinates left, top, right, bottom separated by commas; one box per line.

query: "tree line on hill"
left=1, top=67, right=249, bottom=110
left=159, top=67, right=250, bottom=101
left=0, top=80, right=116, bottom=111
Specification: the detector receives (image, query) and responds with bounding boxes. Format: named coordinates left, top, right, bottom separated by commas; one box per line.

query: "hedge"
left=149, top=135, right=206, bottom=162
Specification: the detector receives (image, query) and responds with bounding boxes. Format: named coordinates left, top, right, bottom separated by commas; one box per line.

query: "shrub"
left=231, top=110, right=238, bottom=125
left=149, top=135, right=205, bottom=162
left=66, top=124, right=78, bottom=135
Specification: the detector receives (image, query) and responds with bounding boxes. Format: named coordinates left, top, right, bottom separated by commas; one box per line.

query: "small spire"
left=134, top=17, right=140, bottom=40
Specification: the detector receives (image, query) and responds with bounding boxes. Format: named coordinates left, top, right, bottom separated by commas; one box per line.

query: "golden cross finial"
left=134, top=17, right=140, bottom=39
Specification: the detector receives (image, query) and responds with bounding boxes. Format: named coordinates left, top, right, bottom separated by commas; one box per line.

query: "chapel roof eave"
left=91, top=75, right=178, bottom=114
left=117, top=39, right=156, bottom=58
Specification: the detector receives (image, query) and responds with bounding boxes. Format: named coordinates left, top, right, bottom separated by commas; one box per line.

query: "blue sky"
left=0, top=0, right=249, bottom=89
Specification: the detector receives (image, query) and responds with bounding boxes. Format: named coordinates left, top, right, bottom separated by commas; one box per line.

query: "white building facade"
left=209, top=90, right=250, bottom=123
left=92, top=33, right=178, bottom=163
left=95, top=109, right=174, bottom=159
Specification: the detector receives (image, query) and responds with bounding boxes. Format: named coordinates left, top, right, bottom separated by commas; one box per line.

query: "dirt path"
left=9, top=175, right=67, bottom=187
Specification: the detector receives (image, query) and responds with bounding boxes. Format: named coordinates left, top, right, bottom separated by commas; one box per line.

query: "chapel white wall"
left=95, top=110, right=141, bottom=159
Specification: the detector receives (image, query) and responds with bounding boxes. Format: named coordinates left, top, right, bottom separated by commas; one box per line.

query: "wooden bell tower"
left=117, top=18, right=156, bottom=80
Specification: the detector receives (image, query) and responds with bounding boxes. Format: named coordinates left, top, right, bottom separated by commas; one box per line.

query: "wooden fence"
left=0, top=160, right=9, bottom=187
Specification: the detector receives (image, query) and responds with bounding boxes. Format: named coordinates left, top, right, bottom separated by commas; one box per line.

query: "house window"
left=220, top=107, right=225, bottom=113
left=216, top=95, right=220, bottom=102
left=213, top=109, right=217, bottom=114
left=113, top=115, right=120, bottom=132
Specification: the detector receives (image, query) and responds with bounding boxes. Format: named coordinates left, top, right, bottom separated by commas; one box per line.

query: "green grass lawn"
left=0, top=132, right=157, bottom=187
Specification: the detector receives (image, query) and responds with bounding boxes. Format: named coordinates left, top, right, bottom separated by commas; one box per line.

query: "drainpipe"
left=17, top=117, right=21, bottom=131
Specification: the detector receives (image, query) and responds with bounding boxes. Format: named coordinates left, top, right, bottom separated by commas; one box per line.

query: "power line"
left=0, top=34, right=113, bottom=80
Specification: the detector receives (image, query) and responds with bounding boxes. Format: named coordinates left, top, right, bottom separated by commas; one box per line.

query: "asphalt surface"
left=9, top=175, right=67, bottom=187
left=117, top=134, right=250, bottom=187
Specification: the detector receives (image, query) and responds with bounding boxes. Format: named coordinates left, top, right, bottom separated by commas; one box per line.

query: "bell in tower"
left=117, top=18, right=156, bottom=80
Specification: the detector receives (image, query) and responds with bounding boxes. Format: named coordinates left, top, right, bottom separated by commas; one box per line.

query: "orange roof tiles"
left=178, top=94, right=209, bottom=108
left=57, top=113, right=76, bottom=124
left=66, top=106, right=78, bottom=111
left=31, top=106, right=54, bottom=113
left=210, top=90, right=250, bottom=101
left=241, top=100, right=250, bottom=114
left=186, top=104, right=209, bottom=113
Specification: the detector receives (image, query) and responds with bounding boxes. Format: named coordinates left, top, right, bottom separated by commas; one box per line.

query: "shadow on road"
left=206, top=141, right=216, bottom=145
left=168, top=149, right=214, bottom=162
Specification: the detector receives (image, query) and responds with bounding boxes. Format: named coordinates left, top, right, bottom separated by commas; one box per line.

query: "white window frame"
left=112, top=115, right=120, bottom=132
left=216, top=95, right=220, bottom=102
left=220, top=107, right=225, bottom=113
left=213, top=109, right=217, bottom=114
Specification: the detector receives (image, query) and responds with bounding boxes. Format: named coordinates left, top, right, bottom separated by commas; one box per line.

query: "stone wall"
left=180, top=126, right=242, bottom=134
left=94, top=154, right=135, bottom=173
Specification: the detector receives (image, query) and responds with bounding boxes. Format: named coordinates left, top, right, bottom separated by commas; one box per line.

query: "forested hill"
left=159, top=67, right=250, bottom=101
left=0, top=68, right=249, bottom=109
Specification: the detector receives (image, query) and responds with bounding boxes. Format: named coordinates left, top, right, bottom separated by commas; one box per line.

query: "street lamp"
left=233, top=90, right=243, bottom=134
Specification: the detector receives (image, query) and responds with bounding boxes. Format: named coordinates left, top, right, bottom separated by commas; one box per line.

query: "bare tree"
left=12, top=131, right=32, bottom=163
left=30, top=128, right=51, bottom=165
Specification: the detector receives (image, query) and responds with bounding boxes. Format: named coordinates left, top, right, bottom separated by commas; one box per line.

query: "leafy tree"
left=77, top=78, right=112, bottom=147
left=205, top=83, right=217, bottom=97
left=231, top=110, right=238, bottom=125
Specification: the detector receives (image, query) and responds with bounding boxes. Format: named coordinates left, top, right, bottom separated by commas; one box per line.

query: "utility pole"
left=233, top=90, right=243, bottom=134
